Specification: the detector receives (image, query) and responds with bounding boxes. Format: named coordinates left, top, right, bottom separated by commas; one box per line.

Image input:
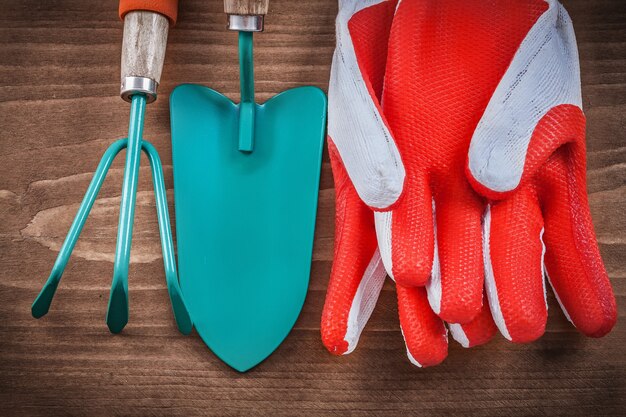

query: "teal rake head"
left=31, top=9, right=191, bottom=335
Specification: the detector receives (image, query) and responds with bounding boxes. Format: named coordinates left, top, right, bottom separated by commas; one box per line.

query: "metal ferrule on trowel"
left=224, top=0, right=270, bottom=152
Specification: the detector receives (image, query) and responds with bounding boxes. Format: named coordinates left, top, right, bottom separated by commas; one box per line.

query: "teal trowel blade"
left=170, top=84, right=326, bottom=371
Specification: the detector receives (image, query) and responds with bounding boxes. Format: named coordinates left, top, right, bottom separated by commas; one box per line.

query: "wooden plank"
left=0, top=0, right=624, bottom=415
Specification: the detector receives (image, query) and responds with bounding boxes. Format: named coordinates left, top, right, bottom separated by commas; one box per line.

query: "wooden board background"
left=0, top=0, right=624, bottom=415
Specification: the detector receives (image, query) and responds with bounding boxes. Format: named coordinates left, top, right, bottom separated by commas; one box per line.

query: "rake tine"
left=106, top=95, right=146, bottom=334
left=143, top=141, right=193, bottom=335
left=32, top=139, right=127, bottom=319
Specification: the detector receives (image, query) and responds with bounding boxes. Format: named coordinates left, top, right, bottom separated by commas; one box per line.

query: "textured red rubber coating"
left=378, top=0, right=548, bottom=324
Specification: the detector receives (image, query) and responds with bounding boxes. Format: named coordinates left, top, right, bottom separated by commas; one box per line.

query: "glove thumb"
left=467, top=0, right=583, bottom=199
left=329, top=0, right=404, bottom=210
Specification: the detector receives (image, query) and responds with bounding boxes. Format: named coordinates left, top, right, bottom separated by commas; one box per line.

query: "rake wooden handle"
left=121, top=11, right=169, bottom=86
left=120, top=11, right=169, bottom=102
left=224, top=0, right=269, bottom=16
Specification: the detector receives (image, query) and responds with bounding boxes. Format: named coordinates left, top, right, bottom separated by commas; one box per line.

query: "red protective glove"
left=327, top=0, right=616, bottom=344
left=330, top=0, right=554, bottom=323
left=322, top=141, right=496, bottom=366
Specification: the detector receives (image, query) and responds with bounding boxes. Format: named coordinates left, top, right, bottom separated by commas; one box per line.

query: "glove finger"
left=322, top=141, right=387, bottom=355
left=484, top=191, right=547, bottom=343
left=467, top=1, right=583, bottom=199
left=374, top=174, right=434, bottom=287
left=427, top=178, right=484, bottom=324
left=449, top=291, right=498, bottom=348
left=329, top=0, right=405, bottom=209
left=397, top=285, right=448, bottom=367
left=539, top=146, right=616, bottom=337
left=322, top=248, right=387, bottom=355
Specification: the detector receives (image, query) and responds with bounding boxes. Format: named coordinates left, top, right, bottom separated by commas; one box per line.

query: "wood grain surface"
left=0, top=0, right=624, bottom=415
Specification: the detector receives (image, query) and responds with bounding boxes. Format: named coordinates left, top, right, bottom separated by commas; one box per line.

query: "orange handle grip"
left=119, top=0, right=178, bottom=25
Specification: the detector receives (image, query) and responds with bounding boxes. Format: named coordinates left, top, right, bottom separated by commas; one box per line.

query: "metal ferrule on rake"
left=31, top=9, right=191, bottom=335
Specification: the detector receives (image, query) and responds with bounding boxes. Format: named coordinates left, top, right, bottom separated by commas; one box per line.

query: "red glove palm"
left=371, top=0, right=559, bottom=324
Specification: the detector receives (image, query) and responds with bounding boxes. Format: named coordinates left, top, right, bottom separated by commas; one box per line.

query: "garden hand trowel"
left=170, top=0, right=326, bottom=371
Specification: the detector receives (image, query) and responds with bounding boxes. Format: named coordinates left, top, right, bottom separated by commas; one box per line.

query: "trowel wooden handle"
left=120, top=8, right=171, bottom=102
left=225, top=0, right=269, bottom=31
